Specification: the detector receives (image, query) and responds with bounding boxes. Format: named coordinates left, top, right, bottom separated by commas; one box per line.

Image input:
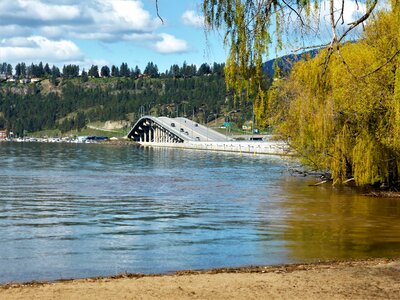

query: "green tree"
left=101, top=65, right=110, bottom=77
left=132, top=65, right=141, bottom=78
left=51, top=65, right=60, bottom=77
left=144, top=62, right=159, bottom=77
left=120, top=63, right=130, bottom=77
left=62, top=64, right=79, bottom=78
left=81, top=68, right=89, bottom=82
left=268, top=8, right=400, bottom=187
left=197, top=63, right=211, bottom=76
left=111, top=65, right=119, bottom=77
left=203, top=0, right=399, bottom=187
left=15, top=62, right=26, bottom=78
left=203, top=0, right=384, bottom=103
left=44, top=63, right=51, bottom=76
left=88, top=65, right=99, bottom=78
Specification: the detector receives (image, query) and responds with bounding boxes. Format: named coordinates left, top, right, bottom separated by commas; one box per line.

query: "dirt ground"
left=1, top=259, right=399, bottom=299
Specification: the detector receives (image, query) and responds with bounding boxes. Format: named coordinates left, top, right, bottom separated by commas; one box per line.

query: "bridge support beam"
left=128, top=116, right=186, bottom=143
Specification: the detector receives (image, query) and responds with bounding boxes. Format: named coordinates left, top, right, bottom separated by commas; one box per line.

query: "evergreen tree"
left=75, top=112, right=86, bottom=130
left=20, top=62, right=26, bottom=77
left=38, top=62, right=44, bottom=77
left=134, top=65, right=141, bottom=77
left=197, top=63, right=211, bottom=76
left=144, top=62, right=159, bottom=77
left=111, top=65, right=119, bottom=77
left=0, top=62, right=6, bottom=74
left=100, top=65, right=110, bottom=77
left=81, top=69, right=89, bottom=82
left=62, top=64, right=79, bottom=78
left=120, top=63, right=130, bottom=77
left=15, top=62, right=26, bottom=78
left=51, top=65, right=60, bottom=85
left=170, top=64, right=181, bottom=77
left=51, top=65, right=60, bottom=77
left=15, top=63, right=21, bottom=77
left=212, top=63, right=224, bottom=76
left=6, top=64, right=12, bottom=76
left=44, top=63, right=51, bottom=76
left=88, top=65, right=99, bottom=78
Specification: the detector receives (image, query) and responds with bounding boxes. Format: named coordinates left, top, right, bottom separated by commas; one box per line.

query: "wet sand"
left=1, top=259, right=399, bottom=299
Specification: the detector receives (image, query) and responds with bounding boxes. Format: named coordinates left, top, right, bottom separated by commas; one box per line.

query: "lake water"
left=1, top=142, right=400, bottom=283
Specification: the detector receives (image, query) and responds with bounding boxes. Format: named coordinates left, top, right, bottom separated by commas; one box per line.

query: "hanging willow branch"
left=202, top=0, right=385, bottom=97
left=155, top=0, right=164, bottom=24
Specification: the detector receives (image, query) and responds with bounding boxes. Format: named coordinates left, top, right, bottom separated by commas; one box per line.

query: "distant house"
left=31, top=77, right=42, bottom=83
left=0, top=130, right=7, bottom=139
left=0, top=73, right=7, bottom=81
left=21, top=78, right=31, bottom=84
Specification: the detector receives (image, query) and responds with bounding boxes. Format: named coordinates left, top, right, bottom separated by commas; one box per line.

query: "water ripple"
left=1, top=143, right=400, bottom=283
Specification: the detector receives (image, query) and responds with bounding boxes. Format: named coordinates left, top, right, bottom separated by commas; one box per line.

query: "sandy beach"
left=1, top=259, right=399, bottom=299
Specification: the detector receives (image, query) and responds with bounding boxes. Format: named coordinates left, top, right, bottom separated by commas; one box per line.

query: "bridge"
left=127, top=116, right=289, bottom=155
left=127, top=116, right=229, bottom=143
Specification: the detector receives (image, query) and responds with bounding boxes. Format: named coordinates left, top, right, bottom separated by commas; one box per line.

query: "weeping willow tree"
left=203, top=0, right=383, bottom=108
left=203, top=0, right=400, bottom=188
left=274, top=7, right=400, bottom=187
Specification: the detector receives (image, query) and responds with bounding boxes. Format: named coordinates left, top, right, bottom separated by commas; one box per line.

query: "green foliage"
left=203, top=0, right=321, bottom=106
left=88, top=65, right=99, bottom=78
left=268, top=8, right=400, bottom=187
left=144, top=62, right=159, bottom=77
left=62, top=64, right=79, bottom=78
left=0, top=72, right=234, bottom=137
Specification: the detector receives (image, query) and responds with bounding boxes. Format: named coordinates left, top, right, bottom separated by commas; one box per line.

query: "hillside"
left=0, top=52, right=316, bottom=138
left=263, top=50, right=319, bottom=77
left=0, top=74, right=245, bottom=137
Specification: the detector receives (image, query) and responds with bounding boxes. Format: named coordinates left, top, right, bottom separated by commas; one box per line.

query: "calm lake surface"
left=1, top=142, right=400, bottom=283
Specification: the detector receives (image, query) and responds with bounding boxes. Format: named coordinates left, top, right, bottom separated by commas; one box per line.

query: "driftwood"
left=343, top=178, right=355, bottom=184
left=309, top=180, right=329, bottom=186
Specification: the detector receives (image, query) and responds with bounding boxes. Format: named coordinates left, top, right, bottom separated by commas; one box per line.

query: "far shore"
left=1, top=258, right=399, bottom=299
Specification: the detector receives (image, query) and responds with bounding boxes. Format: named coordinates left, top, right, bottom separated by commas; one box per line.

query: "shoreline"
left=2, top=258, right=399, bottom=299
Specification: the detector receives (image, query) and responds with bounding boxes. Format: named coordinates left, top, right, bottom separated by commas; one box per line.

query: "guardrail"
left=140, top=140, right=290, bottom=155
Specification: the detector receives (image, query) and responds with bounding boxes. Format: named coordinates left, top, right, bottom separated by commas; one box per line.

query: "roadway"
left=157, top=117, right=229, bottom=142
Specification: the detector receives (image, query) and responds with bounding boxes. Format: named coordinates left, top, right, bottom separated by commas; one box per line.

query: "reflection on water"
left=272, top=178, right=400, bottom=260
left=0, top=142, right=399, bottom=283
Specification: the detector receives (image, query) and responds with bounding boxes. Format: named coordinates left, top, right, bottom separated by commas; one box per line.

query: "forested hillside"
left=0, top=62, right=242, bottom=137
left=1, top=49, right=314, bottom=137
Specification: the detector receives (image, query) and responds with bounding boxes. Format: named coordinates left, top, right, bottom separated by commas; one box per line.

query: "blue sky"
left=0, top=0, right=368, bottom=73
left=0, top=0, right=228, bottom=72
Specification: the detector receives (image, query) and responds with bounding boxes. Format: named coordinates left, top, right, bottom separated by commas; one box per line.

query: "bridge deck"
left=127, top=116, right=230, bottom=143
left=127, top=116, right=289, bottom=155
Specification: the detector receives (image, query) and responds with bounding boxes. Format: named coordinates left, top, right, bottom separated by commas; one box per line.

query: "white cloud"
left=0, top=0, right=80, bottom=23
left=0, top=0, right=195, bottom=66
left=1, top=37, right=37, bottom=47
left=0, top=0, right=161, bottom=43
left=0, top=25, right=32, bottom=38
left=122, top=33, right=158, bottom=42
left=18, top=0, right=80, bottom=21
left=39, top=26, right=65, bottom=38
left=0, top=36, right=83, bottom=63
left=181, top=10, right=204, bottom=28
left=154, top=34, right=189, bottom=54
left=81, top=58, right=110, bottom=71
left=90, top=0, right=161, bottom=33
